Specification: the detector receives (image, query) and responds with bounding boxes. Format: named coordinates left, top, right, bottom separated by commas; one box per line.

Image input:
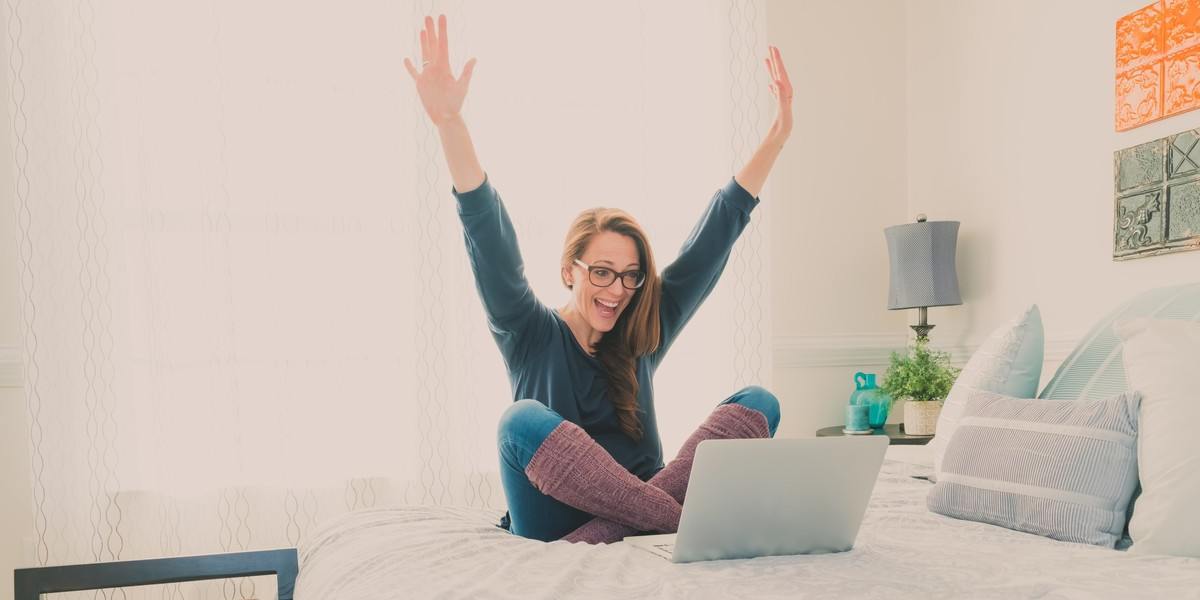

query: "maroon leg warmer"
left=561, top=403, right=770, bottom=544
left=524, top=420, right=681, bottom=534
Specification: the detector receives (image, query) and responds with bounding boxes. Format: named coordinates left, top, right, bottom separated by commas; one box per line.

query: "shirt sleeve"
left=454, top=175, right=549, bottom=360
left=651, top=177, right=759, bottom=366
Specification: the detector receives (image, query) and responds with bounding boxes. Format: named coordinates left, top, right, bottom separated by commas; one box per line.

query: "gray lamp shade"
left=885, top=220, right=962, bottom=310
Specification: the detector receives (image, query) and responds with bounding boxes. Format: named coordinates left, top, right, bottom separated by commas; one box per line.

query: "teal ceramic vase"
left=851, top=372, right=892, bottom=429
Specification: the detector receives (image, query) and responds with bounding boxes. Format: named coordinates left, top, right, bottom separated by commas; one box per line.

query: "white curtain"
left=5, top=0, right=768, bottom=596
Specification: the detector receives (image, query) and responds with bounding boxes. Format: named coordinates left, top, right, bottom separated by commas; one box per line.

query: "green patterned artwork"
left=1114, top=129, right=1200, bottom=260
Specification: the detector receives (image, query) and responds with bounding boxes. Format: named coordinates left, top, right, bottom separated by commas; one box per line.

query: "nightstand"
left=815, top=423, right=932, bottom=445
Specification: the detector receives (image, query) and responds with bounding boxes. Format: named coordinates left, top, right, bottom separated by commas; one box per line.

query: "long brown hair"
left=561, top=208, right=661, bottom=441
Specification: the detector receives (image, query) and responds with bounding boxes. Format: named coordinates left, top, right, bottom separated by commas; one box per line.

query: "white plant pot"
left=903, top=399, right=943, bottom=436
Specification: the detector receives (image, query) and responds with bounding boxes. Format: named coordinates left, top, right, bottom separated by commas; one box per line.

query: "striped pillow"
left=927, top=389, right=1140, bottom=548
left=1039, top=282, right=1200, bottom=402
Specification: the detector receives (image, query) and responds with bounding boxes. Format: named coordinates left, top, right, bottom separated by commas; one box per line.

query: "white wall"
left=0, top=388, right=24, bottom=600
left=907, top=0, right=1200, bottom=356
left=767, top=0, right=909, bottom=439
left=0, top=15, right=32, bottom=592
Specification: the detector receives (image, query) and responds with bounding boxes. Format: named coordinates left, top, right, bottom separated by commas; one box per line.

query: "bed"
left=21, top=446, right=1199, bottom=599
left=285, top=446, right=1200, bottom=599
left=288, top=274, right=1200, bottom=600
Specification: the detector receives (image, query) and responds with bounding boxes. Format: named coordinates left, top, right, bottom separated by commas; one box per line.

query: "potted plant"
left=880, top=339, right=959, bottom=435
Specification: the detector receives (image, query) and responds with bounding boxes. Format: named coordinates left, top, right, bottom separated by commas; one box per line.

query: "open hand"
left=764, top=45, right=793, bottom=137
left=403, top=15, right=477, bottom=126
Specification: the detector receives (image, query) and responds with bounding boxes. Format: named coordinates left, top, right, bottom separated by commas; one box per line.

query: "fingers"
left=438, top=14, right=449, bottom=65
left=424, top=15, right=437, bottom=64
left=765, top=48, right=781, bottom=98
left=416, top=14, right=457, bottom=72
left=763, top=58, right=776, bottom=96
left=765, top=45, right=792, bottom=101
left=403, top=57, right=419, bottom=80
left=773, top=46, right=791, bottom=85
left=458, top=57, right=477, bottom=87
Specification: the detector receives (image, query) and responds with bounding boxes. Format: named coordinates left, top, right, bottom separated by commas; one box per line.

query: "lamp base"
left=910, top=323, right=934, bottom=342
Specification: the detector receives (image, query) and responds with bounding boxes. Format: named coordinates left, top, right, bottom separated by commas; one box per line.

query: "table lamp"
left=884, top=215, right=962, bottom=341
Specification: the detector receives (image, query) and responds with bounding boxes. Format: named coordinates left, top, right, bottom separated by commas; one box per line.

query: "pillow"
left=929, top=305, right=1044, bottom=478
left=1039, top=282, right=1200, bottom=402
left=1116, top=317, right=1200, bottom=558
left=927, top=388, right=1140, bottom=548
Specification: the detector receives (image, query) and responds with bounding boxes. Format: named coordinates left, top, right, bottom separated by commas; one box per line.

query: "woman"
left=404, top=14, right=793, bottom=543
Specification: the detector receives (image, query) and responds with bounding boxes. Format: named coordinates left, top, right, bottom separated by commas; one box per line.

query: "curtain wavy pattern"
left=6, top=1, right=767, bottom=597
left=727, top=0, right=771, bottom=389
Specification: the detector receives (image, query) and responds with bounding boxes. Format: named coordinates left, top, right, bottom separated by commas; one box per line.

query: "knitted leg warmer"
left=561, top=403, right=770, bottom=544
left=524, top=420, right=681, bottom=534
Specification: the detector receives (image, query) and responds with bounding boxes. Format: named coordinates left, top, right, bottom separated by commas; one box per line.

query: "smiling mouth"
left=594, top=298, right=619, bottom=319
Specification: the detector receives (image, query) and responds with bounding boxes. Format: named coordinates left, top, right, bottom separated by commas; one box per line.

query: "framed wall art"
left=1114, top=128, right=1200, bottom=259
left=1116, top=0, right=1200, bottom=131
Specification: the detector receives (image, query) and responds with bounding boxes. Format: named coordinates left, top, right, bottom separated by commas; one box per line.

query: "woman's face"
left=565, top=231, right=641, bottom=334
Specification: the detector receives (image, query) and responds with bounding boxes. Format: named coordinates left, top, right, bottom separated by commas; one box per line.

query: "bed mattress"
left=294, top=454, right=1200, bottom=599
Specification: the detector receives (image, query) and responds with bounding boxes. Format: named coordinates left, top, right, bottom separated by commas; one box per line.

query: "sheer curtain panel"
left=4, top=1, right=769, bottom=597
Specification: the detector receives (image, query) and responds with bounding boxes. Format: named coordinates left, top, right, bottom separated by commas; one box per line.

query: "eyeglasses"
left=574, top=259, right=646, bottom=290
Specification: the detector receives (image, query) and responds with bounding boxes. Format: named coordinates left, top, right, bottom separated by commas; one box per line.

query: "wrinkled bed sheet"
left=295, top=455, right=1200, bottom=599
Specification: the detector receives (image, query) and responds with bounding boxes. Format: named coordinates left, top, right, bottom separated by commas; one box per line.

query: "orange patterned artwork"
left=1118, top=0, right=1200, bottom=131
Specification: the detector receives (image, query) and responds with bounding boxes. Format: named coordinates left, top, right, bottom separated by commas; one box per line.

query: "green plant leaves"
left=880, top=339, right=960, bottom=402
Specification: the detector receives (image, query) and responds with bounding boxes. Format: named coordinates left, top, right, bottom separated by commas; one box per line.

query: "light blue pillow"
left=1039, top=282, right=1200, bottom=401
left=986, top=304, right=1044, bottom=398
left=927, top=389, right=1140, bottom=548
left=930, top=305, right=1044, bottom=478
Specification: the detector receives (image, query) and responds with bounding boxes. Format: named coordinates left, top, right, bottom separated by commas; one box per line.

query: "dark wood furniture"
left=13, top=548, right=298, bottom=600
left=815, top=423, right=933, bottom=445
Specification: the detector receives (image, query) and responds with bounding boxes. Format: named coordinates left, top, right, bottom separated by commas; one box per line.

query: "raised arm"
left=733, top=45, right=794, bottom=198
left=652, top=179, right=758, bottom=365
left=405, top=15, right=547, bottom=358
left=454, top=179, right=548, bottom=351
left=403, top=14, right=485, bottom=193
left=652, top=46, right=793, bottom=365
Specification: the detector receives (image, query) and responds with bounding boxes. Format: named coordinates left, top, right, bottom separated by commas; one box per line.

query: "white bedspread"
left=294, top=457, right=1200, bottom=599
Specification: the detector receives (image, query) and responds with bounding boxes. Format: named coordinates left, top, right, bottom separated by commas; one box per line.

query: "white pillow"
left=929, top=305, right=1044, bottom=478
left=1116, top=317, right=1200, bottom=557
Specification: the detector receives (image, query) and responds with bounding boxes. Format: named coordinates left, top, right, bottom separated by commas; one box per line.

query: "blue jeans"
left=496, top=386, right=780, bottom=542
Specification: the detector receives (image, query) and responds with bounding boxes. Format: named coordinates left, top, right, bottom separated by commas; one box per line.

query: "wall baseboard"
left=773, top=333, right=1081, bottom=369
left=0, top=346, right=23, bottom=388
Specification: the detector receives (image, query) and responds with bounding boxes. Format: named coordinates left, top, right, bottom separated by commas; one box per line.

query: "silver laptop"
left=624, top=436, right=888, bottom=563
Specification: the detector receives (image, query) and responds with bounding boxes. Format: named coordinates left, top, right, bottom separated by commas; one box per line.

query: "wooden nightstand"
left=815, top=423, right=932, bottom=445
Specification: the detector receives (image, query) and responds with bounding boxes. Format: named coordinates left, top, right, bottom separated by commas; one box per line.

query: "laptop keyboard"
left=624, top=535, right=678, bottom=560
left=638, top=542, right=676, bottom=559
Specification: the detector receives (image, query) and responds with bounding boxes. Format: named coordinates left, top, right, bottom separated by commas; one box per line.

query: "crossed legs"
left=496, top=387, right=780, bottom=543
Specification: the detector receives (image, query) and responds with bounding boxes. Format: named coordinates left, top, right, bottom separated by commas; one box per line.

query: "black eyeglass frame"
left=573, top=259, right=646, bottom=290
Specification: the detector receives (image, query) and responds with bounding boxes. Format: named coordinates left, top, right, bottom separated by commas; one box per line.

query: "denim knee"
left=497, top=399, right=564, bottom=469
left=722, top=386, right=780, bottom=437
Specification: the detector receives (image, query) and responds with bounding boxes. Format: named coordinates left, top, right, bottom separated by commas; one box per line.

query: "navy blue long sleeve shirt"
left=454, top=176, right=759, bottom=480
